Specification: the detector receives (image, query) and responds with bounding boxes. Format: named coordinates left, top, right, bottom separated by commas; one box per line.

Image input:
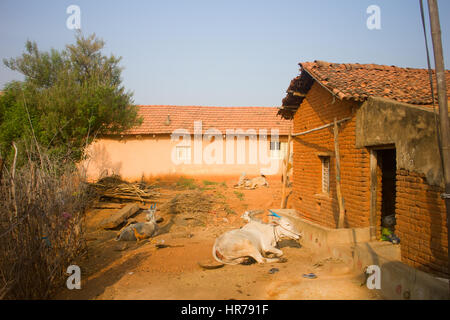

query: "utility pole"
left=427, top=0, right=450, bottom=290
left=280, top=131, right=292, bottom=209
left=334, top=118, right=345, bottom=228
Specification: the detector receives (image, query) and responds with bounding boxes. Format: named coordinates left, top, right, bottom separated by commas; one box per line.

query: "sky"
left=0, top=0, right=449, bottom=107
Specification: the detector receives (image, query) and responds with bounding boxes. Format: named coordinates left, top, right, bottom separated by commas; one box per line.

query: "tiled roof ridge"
left=136, top=105, right=280, bottom=108
left=278, top=60, right=450, bottom=119
left=306, top=61, right=448, bottom=101
left=301, top=60, right=441, bottom=72
left=120, top=105, right=292, bottom=135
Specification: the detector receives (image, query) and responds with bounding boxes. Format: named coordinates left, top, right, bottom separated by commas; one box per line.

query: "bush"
left=0, top=147, right=92, bottom=299
left=0, top=33, right=142, bottom=164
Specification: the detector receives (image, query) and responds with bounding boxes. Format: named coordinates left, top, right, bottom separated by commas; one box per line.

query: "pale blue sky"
left=0, top=0, right=449, bottom=106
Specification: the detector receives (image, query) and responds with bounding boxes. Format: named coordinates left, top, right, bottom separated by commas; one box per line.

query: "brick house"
left=84, top=105, right=292, bottom=181
left=278, top=61, right=450, bottom=277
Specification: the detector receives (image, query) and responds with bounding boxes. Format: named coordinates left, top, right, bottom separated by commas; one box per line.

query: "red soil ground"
left=54, top=176, right=381, bottom=300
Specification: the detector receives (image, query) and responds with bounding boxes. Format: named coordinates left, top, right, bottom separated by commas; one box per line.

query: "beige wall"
left=82, top=134, right=291, bottom=181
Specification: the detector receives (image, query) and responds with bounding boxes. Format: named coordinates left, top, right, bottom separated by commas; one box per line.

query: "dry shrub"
left=95, top=174, right=125, bottom=186
left=0, top=152, right=92, bottom=299
left=162, top=190, right=215, bottom=217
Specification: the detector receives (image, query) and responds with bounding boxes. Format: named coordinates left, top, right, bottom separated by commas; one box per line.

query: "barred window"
left=320, top=156, right=330, bottom=194
left=175, top=145, right=191, bottom=162
left=270, top=141, right=287, bottom=160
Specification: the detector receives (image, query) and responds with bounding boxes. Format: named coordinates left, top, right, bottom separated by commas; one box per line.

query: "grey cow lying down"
left=213, top=210, right=302, bottom=265
left=115, top=205, right=158, bottom=242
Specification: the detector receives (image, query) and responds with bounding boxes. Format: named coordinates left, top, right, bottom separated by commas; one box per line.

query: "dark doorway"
left=378, top=148, right=397, bottom=232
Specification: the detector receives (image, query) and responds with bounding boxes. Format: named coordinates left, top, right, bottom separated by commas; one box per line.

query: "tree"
left=0, top=33, right=142, bottom=165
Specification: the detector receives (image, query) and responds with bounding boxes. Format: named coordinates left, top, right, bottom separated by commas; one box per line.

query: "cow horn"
left=246, top=210, right=264, bottom=222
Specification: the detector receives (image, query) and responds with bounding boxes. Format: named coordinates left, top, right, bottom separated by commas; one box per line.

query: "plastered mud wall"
left=355, top=96, right=448, bottom=188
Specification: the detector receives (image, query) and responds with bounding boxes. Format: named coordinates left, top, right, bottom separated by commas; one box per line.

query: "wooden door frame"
left=369, top=145, right=396, bottom=241
left=369, top=149, right=378, bottom=241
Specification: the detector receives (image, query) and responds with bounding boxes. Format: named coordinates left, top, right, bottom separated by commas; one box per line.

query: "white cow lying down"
left=212, top=210, right=302, bottom=265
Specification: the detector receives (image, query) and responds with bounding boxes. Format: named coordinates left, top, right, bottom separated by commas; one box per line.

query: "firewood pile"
left=92, top=175, right=160, bottom=202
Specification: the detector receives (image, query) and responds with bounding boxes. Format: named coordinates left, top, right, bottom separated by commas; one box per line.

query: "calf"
left=234, top=173, right=269, bottom=189
left=115, top=204, right=158, bottom=242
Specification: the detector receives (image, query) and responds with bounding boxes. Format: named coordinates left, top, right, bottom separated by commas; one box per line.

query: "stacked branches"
left=92, top=175, right=160, bottom=202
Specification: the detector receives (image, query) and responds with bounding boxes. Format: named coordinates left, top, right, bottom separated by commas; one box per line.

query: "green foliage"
left=201, top=180, right=221, bottom=190
left=215, top=192, right=226, bottom=201
left=224, top=204, right=236, bottom=216
left=176, top=177, right=198, bottom=190
left=234, top=190, right=245, bottom=201
left=202, top=180, right=219, bottom=186
left=0, top=32, right=142, bottom=165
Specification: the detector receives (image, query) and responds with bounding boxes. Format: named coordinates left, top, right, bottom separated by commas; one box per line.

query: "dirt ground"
left=54, top=177, right=382, bottom=300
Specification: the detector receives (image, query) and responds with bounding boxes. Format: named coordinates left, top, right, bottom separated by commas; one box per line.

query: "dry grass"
left=139, top=173, right=191, bottom=187
left=0, top=150, right=92, bottom=299
left=161, top=190, right=215, bottom=217
left=140, top=173, right=239, bottom=187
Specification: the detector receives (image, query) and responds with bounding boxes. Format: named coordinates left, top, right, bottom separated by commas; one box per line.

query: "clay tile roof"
left=124, top=106, right=292, bottom=135
left=279, top=60, right=450, bottom=119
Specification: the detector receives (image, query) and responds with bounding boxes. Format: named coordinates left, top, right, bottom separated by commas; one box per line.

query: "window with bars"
left=270, top=141, right=287, bottom=159
left=175, top=145, right=191, bottom=162
left=320, top=156, right=330, bottom=194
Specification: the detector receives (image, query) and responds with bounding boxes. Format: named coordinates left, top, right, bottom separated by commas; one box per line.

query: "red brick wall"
left=291, top=82, right=449, bottom=277
left=292, top=83, right=370, bottom=229
left=396, top=170, right=449, bottom=277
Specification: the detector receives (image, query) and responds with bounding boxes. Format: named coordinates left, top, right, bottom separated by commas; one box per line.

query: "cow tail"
left=212, top=245, right=242, bottom=266
left=212, top=244, right=224, bottom=264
